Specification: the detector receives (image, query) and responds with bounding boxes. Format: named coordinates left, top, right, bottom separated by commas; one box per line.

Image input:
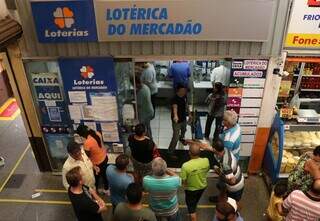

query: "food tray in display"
left=297, top=109, right=320, bottom=123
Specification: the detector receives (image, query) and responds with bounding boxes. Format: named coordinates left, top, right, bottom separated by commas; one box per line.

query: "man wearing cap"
left=213, top=197, right=244, bottom=221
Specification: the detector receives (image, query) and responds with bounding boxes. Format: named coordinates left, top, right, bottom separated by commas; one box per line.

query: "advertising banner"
left=94, top=0, right=275, bottom=42
left=229, top=59, right=268, bottom=87
left=58, top=57, right=120, bottom=143
left=30, top=72, right=69, bottom=130
left=30, top=0, right=275, bottom=43
left=31, top=0, right=97, bottom=43
left=285, top=0, right=320, bottom=48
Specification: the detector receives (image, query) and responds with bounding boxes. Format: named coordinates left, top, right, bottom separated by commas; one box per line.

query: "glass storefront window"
left=24, top=60, right=71, bottom=170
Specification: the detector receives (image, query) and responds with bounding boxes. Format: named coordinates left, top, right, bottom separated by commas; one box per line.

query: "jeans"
left=95, top=157, right=109, bottom=190
left=168, top=120, right=187, bottom=153
left=204, top=115, right=223, bottom=139
left=157, top=211, right=181, bottom=221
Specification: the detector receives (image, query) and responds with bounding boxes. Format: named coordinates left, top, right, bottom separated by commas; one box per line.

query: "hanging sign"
left=94, top=0, right=275, bottom=42
left=30, top=0, right=275, bottom=43
left=285, top=0, right=320, bottom=48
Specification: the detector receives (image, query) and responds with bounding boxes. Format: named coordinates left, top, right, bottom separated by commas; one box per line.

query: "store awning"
left=0, top=16, right=22, bottom=49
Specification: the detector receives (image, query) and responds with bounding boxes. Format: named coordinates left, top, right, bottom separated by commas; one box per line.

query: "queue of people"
left=60, top=63, right=320, bottom=221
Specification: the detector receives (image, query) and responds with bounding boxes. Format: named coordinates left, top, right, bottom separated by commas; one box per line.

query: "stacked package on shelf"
left=280, top=131, right=320, bottom=173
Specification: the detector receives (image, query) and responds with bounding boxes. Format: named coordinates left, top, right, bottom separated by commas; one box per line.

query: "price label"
left=284, top=125, right=290, bottom=130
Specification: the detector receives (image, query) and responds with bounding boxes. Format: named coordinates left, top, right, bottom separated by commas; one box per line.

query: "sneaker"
left=0, top=157, right=5, bottom=167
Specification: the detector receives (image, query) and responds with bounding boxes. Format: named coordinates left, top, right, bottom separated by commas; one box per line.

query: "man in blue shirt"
left=220, top=110, right=241, bottom=160
left=106, top=154, right=134, bottom=212
left=168, top=61, right=190, bottom=89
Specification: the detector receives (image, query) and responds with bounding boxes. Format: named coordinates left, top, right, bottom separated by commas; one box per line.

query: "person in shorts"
left=180, top=143, right=210, bottom=221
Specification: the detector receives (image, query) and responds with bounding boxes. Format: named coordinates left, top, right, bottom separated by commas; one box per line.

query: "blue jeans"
left=156, top=211, right=181, bottom=221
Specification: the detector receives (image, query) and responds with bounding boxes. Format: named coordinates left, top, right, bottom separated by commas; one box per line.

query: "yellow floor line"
left=0, top=98, right=15, bottom=113
left=0, top=198, right=215, bottom=208
left=0, top=144, right=31, bottom=192
left=0, top=198, right=71, bottom=205
left=35, top=189, right=67, bottom=193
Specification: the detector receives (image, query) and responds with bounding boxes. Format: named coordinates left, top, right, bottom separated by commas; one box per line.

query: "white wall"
left=257, top=52, right=287, bottom=128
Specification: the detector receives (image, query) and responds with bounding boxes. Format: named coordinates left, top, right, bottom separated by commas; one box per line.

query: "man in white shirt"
left=210, top=60, right=230, bottom=87
left=62, top=141, right=97, bottom=190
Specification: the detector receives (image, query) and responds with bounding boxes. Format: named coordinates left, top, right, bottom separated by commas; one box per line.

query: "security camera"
left=273, top=68, right=289, bottom=77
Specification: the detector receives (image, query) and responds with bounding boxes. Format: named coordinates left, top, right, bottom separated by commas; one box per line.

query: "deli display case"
left=263, top=57, right=320, bottom=184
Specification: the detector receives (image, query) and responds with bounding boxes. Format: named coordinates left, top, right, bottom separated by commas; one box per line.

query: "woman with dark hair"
left=76, top=124, right=109, bottom=193
left=204, top=82, right=226, bottom=140
left=288, top=146, right=320, bottom=193
left=128, top=123, right=159, bottom=183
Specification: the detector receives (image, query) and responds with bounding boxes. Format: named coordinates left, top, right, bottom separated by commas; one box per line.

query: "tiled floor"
left=152, top=106, right=210, bottom=149
left=0, top=112, right=271, bottom=221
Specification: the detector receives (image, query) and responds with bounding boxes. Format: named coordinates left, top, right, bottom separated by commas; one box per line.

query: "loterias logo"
left=73, top=65, right=105, bottom=88
left=54, top=7, right=74, bottom=29
left=308, top=0, right=320, bottom=7
left=80, top=66, right=94, bottom=79
left=31, top=0, right=98, bottom=42
left=44, top=6, right=89, bottom=38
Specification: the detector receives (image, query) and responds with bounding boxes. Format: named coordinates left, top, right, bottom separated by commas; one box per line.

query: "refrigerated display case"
left=265, top=57, right=320, bottom=183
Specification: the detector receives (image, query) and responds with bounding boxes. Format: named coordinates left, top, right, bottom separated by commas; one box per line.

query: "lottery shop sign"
left=285, top=0, right=320, bottom=48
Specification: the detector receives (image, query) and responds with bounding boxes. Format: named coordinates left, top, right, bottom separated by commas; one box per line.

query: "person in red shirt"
left=76, top=125, right=109, bottom=193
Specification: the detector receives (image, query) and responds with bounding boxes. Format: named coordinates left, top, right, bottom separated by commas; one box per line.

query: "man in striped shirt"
left=282, top=180, right=320, bottom=221
left=143, top=157, right=181, bottom=221
left=199, top=139, right=244, bottom=203
left=220, top=110, right=241, bottom=160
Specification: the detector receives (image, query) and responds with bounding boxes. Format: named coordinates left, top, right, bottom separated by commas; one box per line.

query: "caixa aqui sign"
left=31, top=0, right=97, bottom=43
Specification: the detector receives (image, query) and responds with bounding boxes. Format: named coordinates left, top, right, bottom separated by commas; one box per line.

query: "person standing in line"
left=76, top=125, right=109, bottom=193
left=168, top=61, right=191, bottom=89
left=62, top=141, right=97, bottom=190
left=141, top=62, right=158, bottom=118
left=180, top=143, right=210, bottom=221
left=168, top=84, right=191, bottom=158
left=199, top=139, right=244, bottom=203
left=282, top=180, right=320, bottom=221
left=267, top=181, right=287, bottom=221
left=210, top=60, right=230, bottom=87
left=66, top=166, right=107, bottom=221
left=113, top=183, right=157, bottom=221
left=204, top=82, right=226, bottom=140
left=129, top=123, right=159, bottom=184
left=220, top=110, right=241, bottom=160
left=143, top=157, right=181, bottom=221
left=213, top=197, right=244, bottom=221
left=135, top=76, right=154, bottom=140
left=106, top=154, right=134, bottom=211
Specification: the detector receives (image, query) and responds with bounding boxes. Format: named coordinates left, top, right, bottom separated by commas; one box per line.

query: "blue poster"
left=31, top=0, right=97, bottom=43
left=31, top=72, right=69, bottom=129
left=59, top=57, right=120, bottom=143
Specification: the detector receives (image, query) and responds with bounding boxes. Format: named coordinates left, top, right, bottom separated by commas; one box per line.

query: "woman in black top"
left=204, top=82, right=226, bottom=140
left=129, top=124, right=158, bottom=183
